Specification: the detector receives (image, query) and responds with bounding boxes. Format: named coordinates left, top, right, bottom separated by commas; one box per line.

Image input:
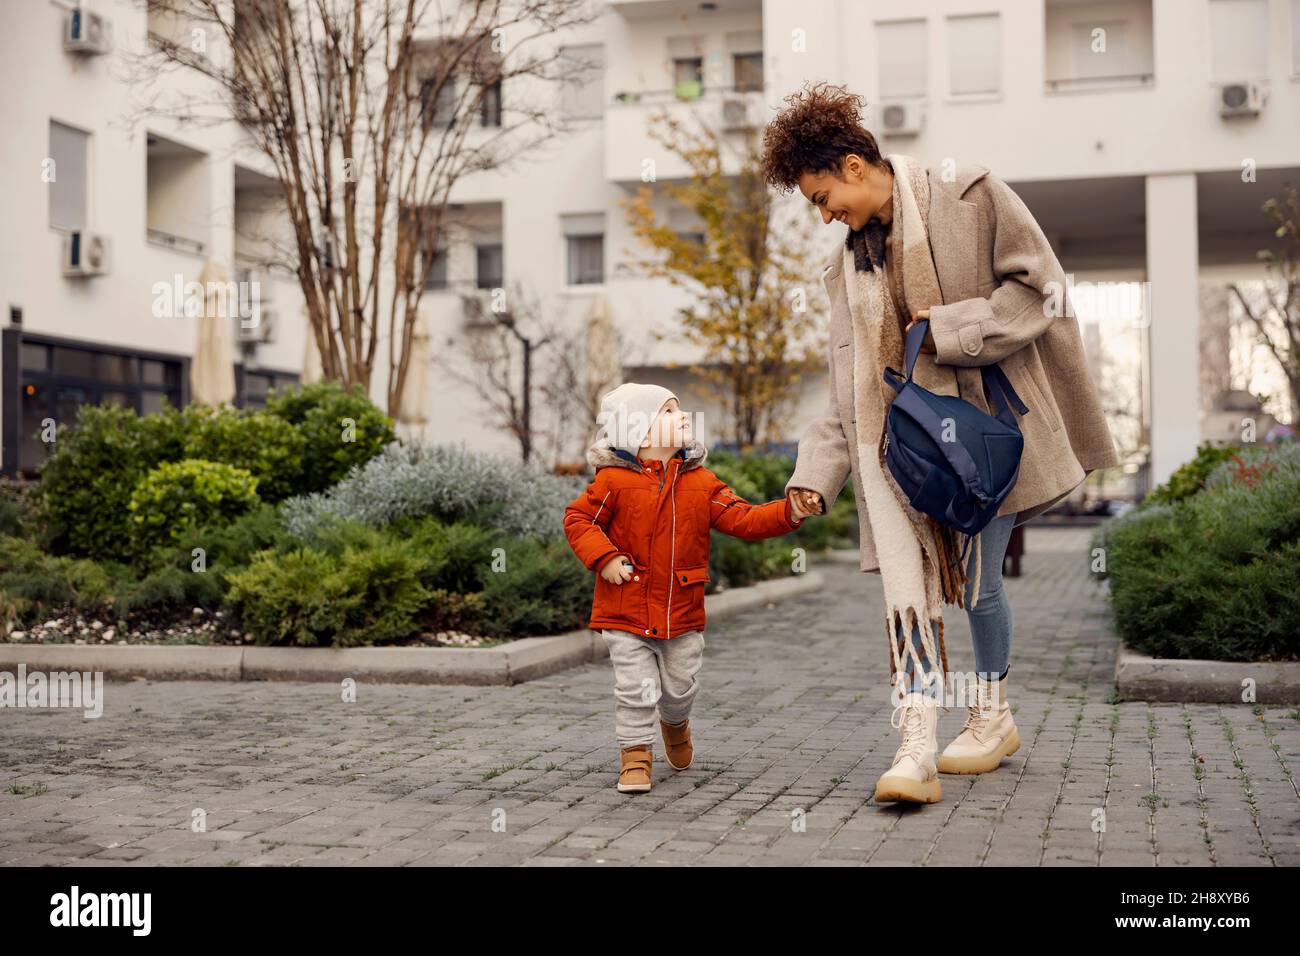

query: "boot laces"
left=891, top=698, right=930, bottom=763
left=961, top=685, right=996, bottom=739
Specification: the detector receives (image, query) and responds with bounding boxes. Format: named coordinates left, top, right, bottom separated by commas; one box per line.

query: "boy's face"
left=641, top=398, right=691, bottom=449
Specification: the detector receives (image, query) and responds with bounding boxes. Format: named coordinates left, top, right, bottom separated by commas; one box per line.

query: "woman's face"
left=798, top=153, right=886, bottom=232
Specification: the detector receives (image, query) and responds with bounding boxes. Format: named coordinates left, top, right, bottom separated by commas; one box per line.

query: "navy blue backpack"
left=881, top=318, right=1029, bottom=565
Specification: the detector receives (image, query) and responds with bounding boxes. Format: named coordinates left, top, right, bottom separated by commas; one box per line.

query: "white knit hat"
left=598, top=382, right=678, bottom=454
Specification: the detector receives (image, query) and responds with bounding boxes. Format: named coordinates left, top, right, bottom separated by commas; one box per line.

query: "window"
left=876, top=20, right=928, bottom=99
left=425, top=245, right=448, bottom=291
left=567, top=236, right=603, bottom=285
left=476, top=243, right=503, bottom=289
left=733, top=53, right=763, bottom=92
left=235, top=366, right=299, bottom=410
left=423, top=76, right=456, bottom=129
left=668, top=35, right=705, bottom=99
left=1209, top=0, right=1269, bottom=80
left=563, top=213, right=604, bottom=285
left=948, top=14, right=1000, bottom=95
left=726, top=31, right=763, bottom=92
left=9, top=337, right=185, bottom=474
left=49, top=121, right=88, bottom=231
left=560, top=44, right=605, bottom=119
left=479, top=79, right=502, bottom=127
left=673, top=57, right=704, bottom=99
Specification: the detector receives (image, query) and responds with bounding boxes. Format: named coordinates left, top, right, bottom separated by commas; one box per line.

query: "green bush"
left=1146, top=440, right=1239, bottom=506
left=0, top=535, right=113, bottom=626
left=127, top=459, right=260, bottom=554
left=1098, top=447, right=1300, bottom=662
left=0, top=484, right=35, bottom=538
left=265, top=381, right=395, bottom=493
left=183, top=406, right=306, bottom=502
left=706, top=448, right=858, bottom=552
left=708, top=533, right=791, bottom=591
left=476, top=537, right=590, bottom=639
left=227, top=541, right=429, bottom=647
left=36, top=404, right=192, bottom=560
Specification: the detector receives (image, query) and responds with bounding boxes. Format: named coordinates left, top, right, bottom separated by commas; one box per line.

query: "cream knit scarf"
left=845, top=153, right=985, bottom=692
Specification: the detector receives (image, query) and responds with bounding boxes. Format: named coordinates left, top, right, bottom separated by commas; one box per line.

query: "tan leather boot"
left=938, top=673, right=1020, bottom=774
left=617, top=745, right=653, bottom=793
left=661, top=718, right=693, bottom=770
left=874, top=691, right=943, bottom=804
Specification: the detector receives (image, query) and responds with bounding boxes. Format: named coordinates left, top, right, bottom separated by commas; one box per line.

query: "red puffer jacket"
left=563, top=438, right=803, bottom=640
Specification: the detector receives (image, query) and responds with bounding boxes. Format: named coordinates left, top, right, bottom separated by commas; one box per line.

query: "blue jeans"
left=897, top=513, right=1016, bottom=694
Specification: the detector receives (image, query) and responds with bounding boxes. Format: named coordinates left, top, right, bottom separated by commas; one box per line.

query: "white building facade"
left=4, top=0, right=1299, bottom=492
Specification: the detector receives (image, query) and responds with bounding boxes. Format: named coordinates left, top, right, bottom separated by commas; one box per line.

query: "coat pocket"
left=1002, top=349, right=1062, bottom=433
left=675, top=564, right=710, bottom=588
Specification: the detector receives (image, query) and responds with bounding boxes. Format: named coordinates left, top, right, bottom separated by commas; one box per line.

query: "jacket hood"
left=586, top=436, right=709, bottom=474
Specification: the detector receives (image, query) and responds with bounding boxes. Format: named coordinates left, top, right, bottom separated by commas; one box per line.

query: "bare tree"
left=435, top=280, right=635, bottom=468
left=621, top=108, right=826, bottom=449
left=1227, top=183, right=1300, bottom=425
left=131, top=0, right=598, bottom=416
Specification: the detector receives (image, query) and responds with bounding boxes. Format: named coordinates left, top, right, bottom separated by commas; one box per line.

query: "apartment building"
left=4, top=0, right=1299, bottom=492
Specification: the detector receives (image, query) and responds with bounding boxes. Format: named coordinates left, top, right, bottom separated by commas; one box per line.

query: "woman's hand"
left=599, top=555, right=634, bottom=585
left=906, top=310, right=937, bottom=354
left=789, top=488, right=823, bottom=519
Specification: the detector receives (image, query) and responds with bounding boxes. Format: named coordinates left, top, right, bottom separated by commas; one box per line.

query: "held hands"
left=788, top=488, right=824, bottom=520
left=599, top=555, right=634, bottom=585
left=905, top=309, right=937, bottom=354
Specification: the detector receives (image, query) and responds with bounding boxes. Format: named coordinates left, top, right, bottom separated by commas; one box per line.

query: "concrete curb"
left=1115, top=644, right=1300, bottom=704
left=0, top=570, right=824, bottom=687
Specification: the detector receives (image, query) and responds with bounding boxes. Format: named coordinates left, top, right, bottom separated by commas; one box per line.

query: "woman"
left=759, top=82, right=1119, bottom=804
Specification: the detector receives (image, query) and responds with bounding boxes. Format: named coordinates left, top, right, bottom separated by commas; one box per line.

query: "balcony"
left=604, top=85, right=766, bottom=183
left=1044, top=0, right=1154, bottom=93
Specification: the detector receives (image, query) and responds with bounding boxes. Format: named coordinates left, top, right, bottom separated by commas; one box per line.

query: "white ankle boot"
left=938, top=673, right=1021, bottom=774
left=874, top=691, right=942, bottom=804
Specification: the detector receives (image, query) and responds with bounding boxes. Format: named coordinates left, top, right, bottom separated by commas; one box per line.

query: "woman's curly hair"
left=760, top=81, right=888, bottom=194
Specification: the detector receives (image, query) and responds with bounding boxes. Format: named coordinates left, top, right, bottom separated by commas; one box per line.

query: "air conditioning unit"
left=238, top=308, right=275, bottom=344
left=1217, top=81, right=1267, bottom=118
left=720, top=97, right=756, bottom=132
left=878, top=100, right=925, bottom=137
left=461, top=292, right=498, bottom=330
left=64, top=7, right=112, bottom=55
left=62, top=232, right=110, bottom=277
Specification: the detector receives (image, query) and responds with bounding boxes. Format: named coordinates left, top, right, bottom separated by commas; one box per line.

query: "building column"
left=1144, top=173, right=1201, bottom=488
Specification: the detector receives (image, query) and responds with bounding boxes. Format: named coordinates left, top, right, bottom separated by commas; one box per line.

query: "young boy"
left=563, top=383, right=819, bottom=793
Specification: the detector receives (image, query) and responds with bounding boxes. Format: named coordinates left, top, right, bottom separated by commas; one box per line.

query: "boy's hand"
left=599, top=555, right=634, bottom=585
left=789, top=488, right=823, bottom=520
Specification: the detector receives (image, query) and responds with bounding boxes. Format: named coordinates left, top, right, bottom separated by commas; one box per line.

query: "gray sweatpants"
left=599, top=629, right=706, bottom=749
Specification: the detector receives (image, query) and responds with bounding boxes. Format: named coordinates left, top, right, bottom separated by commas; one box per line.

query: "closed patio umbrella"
left=301, top=304, right=324, bottom=385
left=191, top=259, right=236, bottom=405
left=398, top=311, right=432, bottom=425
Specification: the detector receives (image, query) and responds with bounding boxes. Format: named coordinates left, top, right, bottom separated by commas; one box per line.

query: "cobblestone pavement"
left=2, top=527, right=1297, bottom=867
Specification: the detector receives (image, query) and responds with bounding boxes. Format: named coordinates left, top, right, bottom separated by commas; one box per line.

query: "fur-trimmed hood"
left=586, top=436, right=710, bottom=474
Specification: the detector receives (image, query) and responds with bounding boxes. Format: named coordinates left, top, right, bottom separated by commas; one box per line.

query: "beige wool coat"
left=786, top=163, right=1121, bottom=573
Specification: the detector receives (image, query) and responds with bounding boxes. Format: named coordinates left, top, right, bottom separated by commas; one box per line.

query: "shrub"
left=227, top=540, right=429, bottom=647
left=281, top=442, right=583, bottom=541
left=708, top=533, right=791, bottom=591
left=0, top=535, right=113, bottom=626
left=1146, top=440, right=1239, bottom=506
left=0, top=483, right=34, bottom=538
left=476, top=537, right=590, bottom=638
left=182, top=406, right=306, bottom=502
left=706, top=448, right=858, bottom=551
left=1100, top=452, right=1300, bottom=662
left=36, top=404, right=192, bottom=560
left=265, top=381, right=395, bottom=493
left=127, top=459, right=260, bottom=554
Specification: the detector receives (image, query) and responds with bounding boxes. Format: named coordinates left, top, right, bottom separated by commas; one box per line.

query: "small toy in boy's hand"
left=599, top=556, right=633, bottom=585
